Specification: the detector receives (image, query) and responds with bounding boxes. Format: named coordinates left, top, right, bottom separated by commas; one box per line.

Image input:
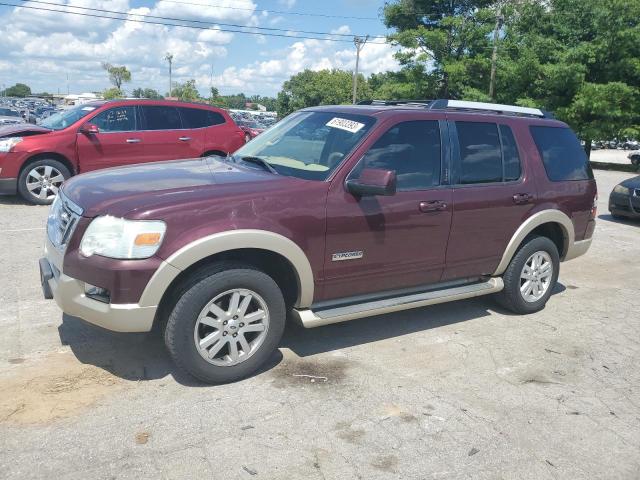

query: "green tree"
left=170, top=79, right=200, bottom=101
left=383, top=0, right=495, bottom=98
left=499, top=0, right=640, bottom=156
left=277, top=69, right=371, bottom=117
left=102, top=63, right=132, bottom=90
left=103, top=87, right=124, bottom=99
left=132, top=87, right=163, bottom=99
left=5, top=83, right=32, bottom=97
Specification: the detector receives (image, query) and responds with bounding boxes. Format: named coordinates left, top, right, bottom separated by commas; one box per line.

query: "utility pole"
left=489, top=7, right=504, bottom=101
left=352, top=35, right=369, bottom=104
left=165, top=52, right=174, bottom=98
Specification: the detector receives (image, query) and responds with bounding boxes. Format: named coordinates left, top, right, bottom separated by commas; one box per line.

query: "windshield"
left=40, top=104, right=99, bottom=130
left=234, top=111, right=376, bottom=181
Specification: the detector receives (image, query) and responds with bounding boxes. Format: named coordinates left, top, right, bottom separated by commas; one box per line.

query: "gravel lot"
left=591, top=149, right=636, bottom=165
left=0, top=169, right=638, bottom=480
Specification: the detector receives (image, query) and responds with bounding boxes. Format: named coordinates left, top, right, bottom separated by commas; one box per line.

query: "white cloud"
left=277, top=0, right=296, bottom=8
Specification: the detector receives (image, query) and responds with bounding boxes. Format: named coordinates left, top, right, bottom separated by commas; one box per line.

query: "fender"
left=492, top=209, right=574, bottom=276
left=138, top=229, right=315, bottom=308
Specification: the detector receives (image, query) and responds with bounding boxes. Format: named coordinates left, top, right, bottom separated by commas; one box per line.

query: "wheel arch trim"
left=138, top=229, right=315, bottom=308
left=493, top=210, right=574, bottom=276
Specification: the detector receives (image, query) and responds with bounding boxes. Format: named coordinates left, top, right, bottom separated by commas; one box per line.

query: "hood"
left=620, top=175, right=640, bottom=189
left=0, top=123, right=51, bottom=138
left=62, top=156, right=295, bottom=217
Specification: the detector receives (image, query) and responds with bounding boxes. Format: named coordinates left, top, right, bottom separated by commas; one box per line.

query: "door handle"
left=513, top=193, right=533, bottom=204
left=178, top=136, right=191, bottom=141
left=419, top=200, right=447, bottom=213
left=126, top=138, right=141, bottom=143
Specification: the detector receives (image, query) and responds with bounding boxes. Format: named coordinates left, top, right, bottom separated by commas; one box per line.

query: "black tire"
left=496, top=235, right=560, bottom=314
left=164, top=263, right=286, bottom=384
left=18, top=158, right=71, bottom=205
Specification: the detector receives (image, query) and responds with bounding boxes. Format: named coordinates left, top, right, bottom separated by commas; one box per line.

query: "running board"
left=293, top=278, right=504, bottom=328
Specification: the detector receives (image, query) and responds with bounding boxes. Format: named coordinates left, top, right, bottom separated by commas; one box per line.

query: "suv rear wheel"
left=164, top=264, right=286, bottom=383
left=497, top=235, right=560, bottom=314
left=18, top=159, right=70, bottom=205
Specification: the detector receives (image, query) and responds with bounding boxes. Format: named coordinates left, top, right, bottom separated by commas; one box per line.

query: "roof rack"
left=358, top=99, right=554, bottom=119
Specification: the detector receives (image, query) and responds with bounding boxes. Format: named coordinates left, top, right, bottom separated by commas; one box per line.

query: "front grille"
left=47, top=191, right=83, bottom=250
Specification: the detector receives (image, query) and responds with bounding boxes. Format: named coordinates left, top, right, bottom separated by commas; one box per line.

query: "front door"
left=442, top=119, right=537, bottom=280
left=76, top=105, right=145, bottom=172
left=322, top=119, right=453, bottom=301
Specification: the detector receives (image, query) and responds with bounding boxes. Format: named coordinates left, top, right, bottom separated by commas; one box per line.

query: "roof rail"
left=358, top=98, right=553, bottom=118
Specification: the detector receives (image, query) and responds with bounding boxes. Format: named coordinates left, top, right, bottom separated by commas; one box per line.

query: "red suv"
left=40, top=100, right=597, bottom=383
left=0, top=99, right=246, bottom=204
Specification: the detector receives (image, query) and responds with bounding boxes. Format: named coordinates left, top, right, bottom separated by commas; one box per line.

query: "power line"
left=0, top=2, right=389, bottom=44
left=113, top=0, right=383, bottom=21
left=16, top=0, right=388, bottom=39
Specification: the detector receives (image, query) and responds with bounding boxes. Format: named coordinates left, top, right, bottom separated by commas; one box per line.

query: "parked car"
left=39, top=99, right=597, bottom=383
left=0, top=99, right=246, bottom=204
left=237, top=119, right=265, bottom=141
left=628, top=151, right=640, bottom=166
left=609, top=176, right=640, bottom=219
left=0, top=107, right=25, bottom=126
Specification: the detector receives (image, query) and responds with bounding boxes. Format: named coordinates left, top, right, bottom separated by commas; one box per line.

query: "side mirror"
left=346, top=168, right=397, bottom=197
left=80, top=123, right=100, bottom=135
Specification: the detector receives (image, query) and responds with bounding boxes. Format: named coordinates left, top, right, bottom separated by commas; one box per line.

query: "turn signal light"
left=134, top=232, right=162, bottom=246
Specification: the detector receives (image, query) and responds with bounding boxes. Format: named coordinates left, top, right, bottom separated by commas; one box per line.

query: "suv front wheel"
left=497, top=235, right=560, bottom=314
left=18, top=159, right=70, bottom=205
left=164, top=264, right=286, bottom=383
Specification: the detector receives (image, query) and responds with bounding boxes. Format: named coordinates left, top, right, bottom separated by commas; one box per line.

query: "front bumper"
left=609, top=192, right=640, bottom=219
left=41, top=237, right=158, bottom=333
left=0, top=177, right=17, bottom=195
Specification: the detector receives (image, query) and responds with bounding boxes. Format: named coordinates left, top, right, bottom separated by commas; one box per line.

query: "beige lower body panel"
left=563, top=238, right=592, bottom=261
left=294, top=278, right=504, bottom=328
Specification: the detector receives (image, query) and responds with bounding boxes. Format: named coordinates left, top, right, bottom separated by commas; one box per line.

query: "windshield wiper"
left=238, top=156, right=279, bottom=175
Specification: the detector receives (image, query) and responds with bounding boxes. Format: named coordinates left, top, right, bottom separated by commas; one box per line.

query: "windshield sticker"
left=81, top=106, right=96, bottom=111
left=326, top=117, right=365, bottom=133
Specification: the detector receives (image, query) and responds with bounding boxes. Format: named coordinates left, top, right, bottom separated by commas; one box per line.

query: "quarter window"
left=140, top=106, right=182, bottom=130
left=455, top=122, right=522, bottom=184
left=354, top=120, right=441, bottom=190
left=92, top=106, right=136, bottom=132
left=179, top=107, right=226, bottom=128
left=530, top=126, right=594, bottom=181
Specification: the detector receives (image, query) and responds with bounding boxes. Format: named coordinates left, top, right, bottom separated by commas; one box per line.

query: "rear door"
left=177, top=107, right=209, bottom=155
left=443, top=118, right=536, bottom=280
left=138, top=105, right=201, bottom=161
left=76, top=105, right=144, bottom=172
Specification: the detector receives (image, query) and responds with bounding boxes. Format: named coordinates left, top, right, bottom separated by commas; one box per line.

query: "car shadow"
left=59, top=284, right=567, bottom=385
left=0, top=194, right=30, bottom=206
left=598, top=213, right=639, bottom=226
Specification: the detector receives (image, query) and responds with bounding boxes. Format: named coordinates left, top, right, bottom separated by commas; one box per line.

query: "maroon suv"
left=39, top=99, right=597, bottom=383
left=0, top=99, right=246, bottom=204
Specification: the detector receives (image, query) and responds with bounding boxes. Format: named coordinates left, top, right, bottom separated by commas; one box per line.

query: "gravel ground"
left=0, top=169, right=638, bottom=480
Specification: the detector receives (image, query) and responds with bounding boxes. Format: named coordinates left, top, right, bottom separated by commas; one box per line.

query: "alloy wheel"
left=519, top=250, right=553, bottom=303
left=25, top=165, right=64, bottom=201
left=193, top=288, right=270, bottom=366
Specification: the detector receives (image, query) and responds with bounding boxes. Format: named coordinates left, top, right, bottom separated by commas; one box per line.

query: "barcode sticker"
left=326, top=117, right=365, bottom=133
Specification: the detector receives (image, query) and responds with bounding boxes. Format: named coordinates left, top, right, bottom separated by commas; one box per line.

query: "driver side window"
left=92, top=106, right=136, bottom=132
left=351, top=120, right=441, bottom=191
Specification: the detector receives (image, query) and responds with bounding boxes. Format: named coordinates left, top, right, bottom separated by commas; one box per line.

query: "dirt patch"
left=0, top=352, right=125, bottom=424
left=135, top=431, right=151, bottom=445
left=335, top=427, right=366, bottom=445
left=382, top=403, right=418, bottom=422
left=370, top=454, right=398, bottom=472
left=270, top=356, right=350, bottom=388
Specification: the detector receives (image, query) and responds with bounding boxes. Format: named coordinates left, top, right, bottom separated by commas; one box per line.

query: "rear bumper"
left=41, top=237, right=157, bottom=333
left=0, top=177, right=17, bottom=195
left=564, top=238, right=592, bottom=261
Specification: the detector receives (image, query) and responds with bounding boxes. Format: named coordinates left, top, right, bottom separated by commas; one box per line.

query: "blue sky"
left=0, top=0, right=399, bottom=97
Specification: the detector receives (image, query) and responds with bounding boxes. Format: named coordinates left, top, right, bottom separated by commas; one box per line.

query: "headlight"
left=613, top=185, right=630, bottom=195
left=0, top=137, right=23, bottom=152
left=80, top=216, right=166, bottom=259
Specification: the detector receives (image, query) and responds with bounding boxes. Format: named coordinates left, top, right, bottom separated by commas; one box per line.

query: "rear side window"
left=456, top=122, right=502, bottom=184
left=530, top=126, right=594, bottom=181
left=178, top=107, right=226, bottom=128
left=140, top=106, right=182, bottom=130
left=500, top=125, right=521, bottom=181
